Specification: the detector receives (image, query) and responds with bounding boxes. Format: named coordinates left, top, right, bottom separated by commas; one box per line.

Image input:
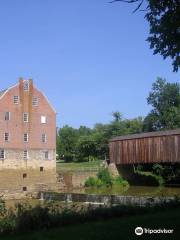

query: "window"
left=44, top=151, right=49, bottom=159
left=23, top=113, right=29, bottom=122
left=13, top=96, right=19, bottom=104
left=23, top=150, right=28, bottom=159
left=4, top=133, right=9, bottom=142
left=40, top=167, right=44, bottom=172
left=41, top=116, right=46, bottom=124
left=32, top=97, right=38, bottom=106
left=5, top=112, right=10, bottom=121
left=41, top=133, right=47, bottom=143
left=23, top=173, right=27, bottom=178
left=22, top=186, right=27, bottom=191
left=0, top=149, right=5, bottom=159
left=24, top=133, right=28, bottom=142
left=23, top=81, right=29, bottom=91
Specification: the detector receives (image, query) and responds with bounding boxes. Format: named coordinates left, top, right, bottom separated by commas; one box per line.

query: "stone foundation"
left=0, top=169, right=59, bottom=199
left=0, top=149, right=56, bottom=170
left=58, top=171, right=97, bottom=188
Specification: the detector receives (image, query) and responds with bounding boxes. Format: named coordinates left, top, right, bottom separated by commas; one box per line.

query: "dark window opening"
left=40, top=167, right=44, bottom=172
left=23, top=186, right=27, bottom=191
left=0, top=149, right=5, bottom=159
left=23, top=173, right=27, bottom=178
left=5, top=112, right=10, bottom=121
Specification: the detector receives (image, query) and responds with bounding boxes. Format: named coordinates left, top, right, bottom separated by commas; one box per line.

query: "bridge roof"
left=110, top=129, right=180, bottom=142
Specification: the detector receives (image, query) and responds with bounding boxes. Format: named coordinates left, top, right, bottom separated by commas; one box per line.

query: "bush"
left=97, top=168, right=113, bottom=187
left=0, top=198, right=180, bottom=235
left=85, top=167, right=129, bottom=188
left=84, top=177, right=102, bottom=187
left=113, top=176, right=129, bottom=187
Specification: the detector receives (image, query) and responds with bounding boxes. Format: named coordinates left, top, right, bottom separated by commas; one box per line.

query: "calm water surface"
left=81, top=186, right=180, bottom=197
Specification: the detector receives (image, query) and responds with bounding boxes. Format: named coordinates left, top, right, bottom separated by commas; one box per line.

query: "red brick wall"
left=0, top=79, right=56, bottom=150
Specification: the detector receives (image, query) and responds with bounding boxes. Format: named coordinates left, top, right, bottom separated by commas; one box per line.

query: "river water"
left=84, top=185, right=180, bottom=197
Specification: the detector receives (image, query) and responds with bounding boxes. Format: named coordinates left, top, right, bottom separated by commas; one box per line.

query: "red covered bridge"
left=109, top=129, right=180, bottom=165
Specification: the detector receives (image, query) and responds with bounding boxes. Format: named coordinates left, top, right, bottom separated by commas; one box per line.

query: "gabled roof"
left=0, top=89, right=7, bottom=97
left=0, top=81, right=56, bottom=113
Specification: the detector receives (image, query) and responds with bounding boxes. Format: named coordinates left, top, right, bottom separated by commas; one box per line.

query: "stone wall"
left=58, top=171, right=97, bottom=188
left=42, top=192, right=174, bottom=207
left=0, top=149, right=56, bottom=170
left=0, top=169, right=58, bottom=199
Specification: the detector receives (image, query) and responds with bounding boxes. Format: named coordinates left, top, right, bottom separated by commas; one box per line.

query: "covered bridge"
left=109, top=129, right=180, bottom=165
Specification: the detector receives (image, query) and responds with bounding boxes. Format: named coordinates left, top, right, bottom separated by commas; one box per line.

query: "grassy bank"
left=2, top=207, right=180, bottom=240
left=56, top=161, right=101, bottom=173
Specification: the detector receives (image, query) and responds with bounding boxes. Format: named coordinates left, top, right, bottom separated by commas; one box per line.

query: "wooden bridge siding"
left=109, top=134, right=180, bottom=164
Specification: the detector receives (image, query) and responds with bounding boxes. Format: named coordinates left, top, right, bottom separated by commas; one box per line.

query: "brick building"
left=0, top=78, right=56, bottom=171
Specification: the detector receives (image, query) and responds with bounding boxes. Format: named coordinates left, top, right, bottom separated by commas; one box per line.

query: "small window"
left=23, top=150, right=28, bottom=159
left=24, top=133, right=28, bottom=142
left=0, top=149, right=5, bottom=159
left=14, top=96, right=19, bottom=104
left=42, top=133, right=47, bottom=143
left=4, top=133, right=9, bottom=142
left=23, top=186, right=27, bottom=191
left=41, top=116, right=46, bottom=124
left=23, top=173, right=27, bottom=178
left=32, top=97, right=38, bottom=106
left=40, top=167, right=44, bottom=172
left=23, top=81, right=29, bottom=91
left=44, top=151, right=49, bottom=159
left=5, top=112, right=10, bottom=121
left=23, top=113, right=29, bottom=122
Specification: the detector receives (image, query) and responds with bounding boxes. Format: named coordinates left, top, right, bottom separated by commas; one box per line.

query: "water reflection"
left=52, top=185, right=180, bottom=197
left=84, top=185, right=180, bottom=197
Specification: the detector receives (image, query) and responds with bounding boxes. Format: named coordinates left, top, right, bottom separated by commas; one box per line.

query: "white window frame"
left=23, top=150, right=28, bottom=159
left=32, top=97, right=38, bottom=106
left=4, top=133, right=9, bottom=142
left=41, top=116, right=46, bottom=124
left=0, top=149, right=5, bottom=159
left=24, top=133, right=28, bottom=143
left=23, top=81, right=29, bottom=91
left=13, top=95, right=19, bottom=104
left=42, top=133, right=47, bottom=143
left=23, top=113, right=29, bottom=122
left=5, top=112, right=10, bottom=121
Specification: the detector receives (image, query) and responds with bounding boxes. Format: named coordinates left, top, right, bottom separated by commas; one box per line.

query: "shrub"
left=85, top=167, right=129, bottom=188
left=84, top=177, right=102, bottom=187
left=113, top=176, right=129, bottom=187
left=97, top=168, right=113, bottom=187
left=0, top=197, right=180, bottom=235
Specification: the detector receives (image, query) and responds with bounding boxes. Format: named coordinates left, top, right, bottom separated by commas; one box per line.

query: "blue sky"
left=0, top=0, right=178, bottom=128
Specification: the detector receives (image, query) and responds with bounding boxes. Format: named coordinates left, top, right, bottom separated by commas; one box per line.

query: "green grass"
left=56, top=161, right=101, bottom=173
left=2, top=208, right=180, bottom=240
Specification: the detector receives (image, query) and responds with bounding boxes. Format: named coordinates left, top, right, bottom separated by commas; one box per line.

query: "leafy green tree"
left=111, top=0, right=180, bottom=72
left=124, top=117, right=144, bottom=134
left=112, top=111, right=122, bottom=122
left=78, top=126, right=92, bottom=136
left=76, top=136, right=97, bottom=161
left=143, top=78, right=180, bottom=131
left=56, top=125, right=78, bottom=161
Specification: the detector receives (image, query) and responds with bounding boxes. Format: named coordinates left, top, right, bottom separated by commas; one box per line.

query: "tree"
left=110, top=0, right=180, bottom=72
left=124, top=116, right=144, bottom=134
left=112, top=111, right=122, bottom=122
left=56, top=125, right=78, bottom=161
left=143, top=78, right=180, bottom=131
left=76, top=136, right=97, bottom=161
